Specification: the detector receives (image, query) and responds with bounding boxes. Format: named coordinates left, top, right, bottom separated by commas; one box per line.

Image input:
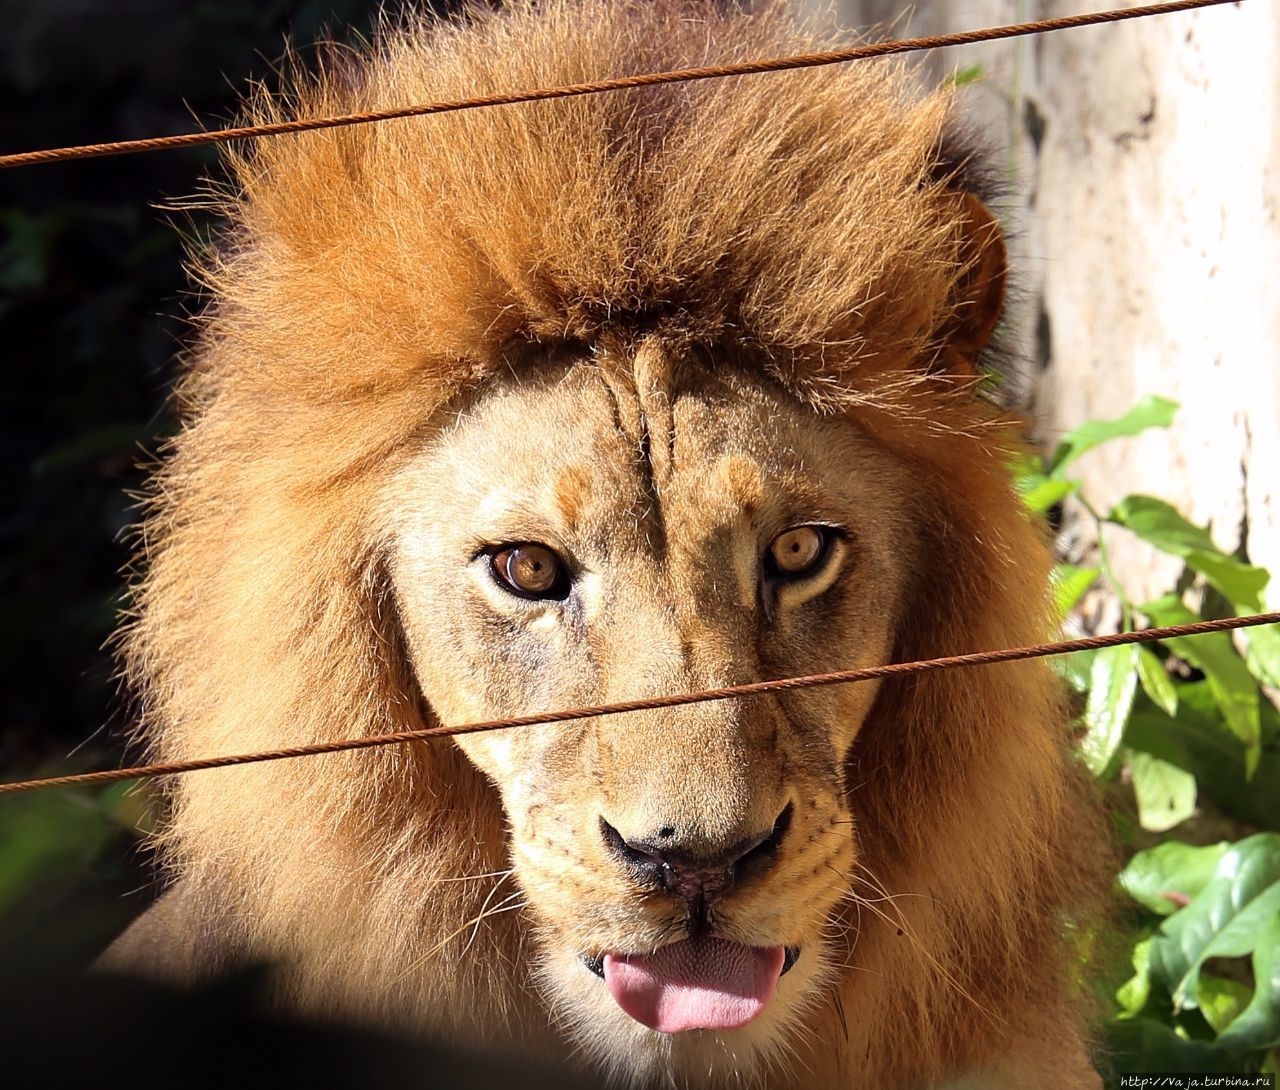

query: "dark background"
left=1, top=0, right=402, bottom=777
left=0, top=0, right=461, bottom=1022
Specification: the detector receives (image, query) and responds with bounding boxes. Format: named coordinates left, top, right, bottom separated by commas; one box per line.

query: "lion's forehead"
left=417, top=357, right=886, bottom=550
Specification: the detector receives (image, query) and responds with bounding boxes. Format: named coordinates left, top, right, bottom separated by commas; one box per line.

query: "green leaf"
left=1052, top=564, right=1098, bottom=619
left=1104, top=1017, right=1239, bottom=1074
left=1125, top=689, right=1280, bottom=830
left=1006, top=447, right=1043, bottom=481
left=1245, top=621, right=1280, bottom=690
left=1216, top=914, right=1280, bottom=1053
left=1020, top=474, right=1078, bottom=514
left=1140, top=596, right=1260, bottom=768
left=1130, top=750, right=1196, bottom=832
left=0, top=792, right=115, bottom=919
left=99, top=779, right=155, bottom=835
left=1119, top=840, right=1229, bottom=916
left=944, top=63, right=984, bottom=88
left=1080, top=642, right=1140, bottom=776
left=1109, top=495, right=1216, bottom=556
left=1148, top=834, right=1280, bottom=1013
left=0, top=209, right=62, bottom=292
left=1055, top=646, right=1095, bottom=695
left=1136, top=645, right=1178, bottom=717
left=1116, top=937, right=1154, bottom=1016
left=1184, top=550, right=1269, bottom=612
left=1109, top=496, right=1270, bottom=607
left=1110, top=494, right=1279, bottom=695
left=1195, top=974, right=1253, bottom=1035
left=31, top=422, right=155, bottom=478
left=1049, top=395, right=1178, bottom=474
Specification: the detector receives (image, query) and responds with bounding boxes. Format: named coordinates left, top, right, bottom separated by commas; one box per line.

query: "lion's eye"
left=766, top=526, right=830, bottom=578
left=491, top=544, right=570, bottom=600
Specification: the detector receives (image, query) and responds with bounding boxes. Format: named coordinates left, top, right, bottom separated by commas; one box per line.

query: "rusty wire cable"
left=0, top=0, right=1252, bottom=793
left=2, top=612, right=1275, bottom=796
left=0, top=0, right=1239, bottom=171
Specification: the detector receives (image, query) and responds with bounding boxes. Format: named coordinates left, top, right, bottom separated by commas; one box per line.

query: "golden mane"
left=120, top=1, right=1108, bottom=1084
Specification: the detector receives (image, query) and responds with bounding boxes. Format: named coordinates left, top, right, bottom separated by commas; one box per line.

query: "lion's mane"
left=122, top=1, right=1108, bottom=1083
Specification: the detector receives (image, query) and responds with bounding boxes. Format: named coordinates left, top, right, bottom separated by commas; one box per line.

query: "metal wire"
left=0, top=0, right=1253, bottom=797
left=0, top=0, right=1238, bottom=171
left=2, top=611, right=1274, bottom=796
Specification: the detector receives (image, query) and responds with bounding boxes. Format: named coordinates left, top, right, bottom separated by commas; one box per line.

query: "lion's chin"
left=588, top=937, right=791, bottom=1034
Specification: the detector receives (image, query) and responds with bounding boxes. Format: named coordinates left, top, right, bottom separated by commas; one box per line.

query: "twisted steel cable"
left=3, top=612, right=1275, bottom=796
left=0, top=0, right=1239, bottom=171
left=0, top=0, right=1255, bottom=798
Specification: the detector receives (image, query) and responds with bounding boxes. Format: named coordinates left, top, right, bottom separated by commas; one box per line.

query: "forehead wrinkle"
left=588, top=348, right=676, bottom=558
left=630, top=339, right=677, bottom=492
left=593, top=354, right=646, bottom=450
left=448, top=362, right=642, bottom=526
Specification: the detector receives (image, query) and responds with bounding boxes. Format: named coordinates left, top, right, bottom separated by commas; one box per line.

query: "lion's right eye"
left=490, top=544, right=570, bottom=600
left=765, top=526, right=833, bottom=580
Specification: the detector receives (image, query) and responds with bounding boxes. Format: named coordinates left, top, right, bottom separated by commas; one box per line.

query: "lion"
left=101, top=2, right=1109, bottom=1087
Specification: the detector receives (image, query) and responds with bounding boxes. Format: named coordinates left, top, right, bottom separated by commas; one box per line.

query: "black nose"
left=600, top=803, right=792, bottom=907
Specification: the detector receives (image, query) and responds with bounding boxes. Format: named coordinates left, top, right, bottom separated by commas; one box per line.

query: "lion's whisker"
left=393, top=881, right=528, bottom=983
left=840, top=862, right=1005, bottom=1029
left=434, top=867, right=516, bottom=885
left=459, top=882, right=526, bottom=960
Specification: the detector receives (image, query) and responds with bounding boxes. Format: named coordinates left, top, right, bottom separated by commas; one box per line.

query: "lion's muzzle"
left=581, top=803, right=801, bottom=1033
left=598, top=802, right=793, bottom=910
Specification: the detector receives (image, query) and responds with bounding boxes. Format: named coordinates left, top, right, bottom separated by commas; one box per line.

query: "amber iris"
left=767, top=527, right=828, bottom=577
left=492, top=544, right=567, bottom=598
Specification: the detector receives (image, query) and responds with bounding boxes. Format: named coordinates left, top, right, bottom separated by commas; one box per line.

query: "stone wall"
left=806, top=0, right=1278, bottom=610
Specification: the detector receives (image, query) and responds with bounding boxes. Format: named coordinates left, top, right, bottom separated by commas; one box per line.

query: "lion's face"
left=387, top=344, right=918, bottom=1070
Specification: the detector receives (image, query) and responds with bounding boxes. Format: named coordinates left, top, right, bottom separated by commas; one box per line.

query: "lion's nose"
left=599, top=803, right=792, bottom=905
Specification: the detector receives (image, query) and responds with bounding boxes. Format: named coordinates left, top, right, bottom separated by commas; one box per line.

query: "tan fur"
left=106, top=2, right=1108, bottom=1087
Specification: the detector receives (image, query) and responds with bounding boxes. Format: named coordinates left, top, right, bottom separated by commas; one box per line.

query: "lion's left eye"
left=765, top=526, right=832, bottom=579
left=490, top=543, right=571, bottom=600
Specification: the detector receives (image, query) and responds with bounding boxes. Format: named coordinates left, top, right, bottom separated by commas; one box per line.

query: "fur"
left=108, top=2, right=1109, bottom=1087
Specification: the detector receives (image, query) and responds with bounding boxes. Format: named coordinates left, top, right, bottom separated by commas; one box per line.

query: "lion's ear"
left=936, top=192, right=1007, bottom=380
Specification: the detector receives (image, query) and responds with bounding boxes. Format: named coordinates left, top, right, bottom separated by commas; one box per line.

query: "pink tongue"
left=603, top=938, right=786, bottom=1034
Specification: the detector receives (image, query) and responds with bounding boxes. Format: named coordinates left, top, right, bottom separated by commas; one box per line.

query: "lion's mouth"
left=580, top=939, right=799, bottom=1033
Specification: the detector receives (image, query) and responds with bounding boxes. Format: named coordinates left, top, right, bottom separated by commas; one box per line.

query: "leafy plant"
left=1015, top=397, right=1280, bottom=1075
